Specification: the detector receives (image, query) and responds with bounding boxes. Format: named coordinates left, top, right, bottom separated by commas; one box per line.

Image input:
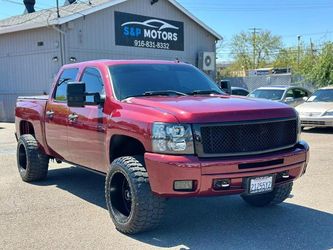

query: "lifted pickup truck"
left=15, top=60, right=309, bottom=234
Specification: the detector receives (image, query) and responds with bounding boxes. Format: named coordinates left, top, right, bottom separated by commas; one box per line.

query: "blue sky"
left=1, top=0, right=333, bottom=61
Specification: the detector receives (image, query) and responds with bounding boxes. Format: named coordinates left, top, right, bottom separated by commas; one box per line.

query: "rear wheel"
left=241, top=182, right=293, bottom=207
left=17, top=134, right=49, bottom=182
left=105, top=156, right=166, bottom=234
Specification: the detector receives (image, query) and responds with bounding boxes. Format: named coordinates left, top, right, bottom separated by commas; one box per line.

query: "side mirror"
left=220, top=80, right=231, bottom=94
left=67, top=82, right=86, bottom=107
left=86, top=93, right=106, bottom=106
left=285, top=97, right=294, bottom=102
left=67, top=82, right=105, bottom=108
left=302, top=96, right=308, bottom=101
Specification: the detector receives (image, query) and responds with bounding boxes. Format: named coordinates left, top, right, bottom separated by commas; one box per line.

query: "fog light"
left=174, top=180, right=194, bottom=191
left=281, top=171, right=289, bottom=179
left=213, top=179, right=230, bottom=190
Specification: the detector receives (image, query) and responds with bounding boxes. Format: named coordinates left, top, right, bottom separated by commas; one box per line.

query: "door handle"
left=68, top=113, right=78, bottom=122
left=46, top=110, right=54, bottom=118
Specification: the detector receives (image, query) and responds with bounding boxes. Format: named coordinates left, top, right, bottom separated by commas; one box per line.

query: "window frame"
left=79, top=66, right=105, bottom=105
left=52, top=68, right=79, bottom=103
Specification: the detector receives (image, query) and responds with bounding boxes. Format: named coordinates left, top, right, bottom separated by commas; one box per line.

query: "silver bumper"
left=300, top=116, right=333, bottom=127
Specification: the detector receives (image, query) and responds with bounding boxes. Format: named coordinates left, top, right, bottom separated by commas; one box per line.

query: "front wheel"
left=105, top=156, right=166, bottom=234
left=241, top=182, right=293, bottom=207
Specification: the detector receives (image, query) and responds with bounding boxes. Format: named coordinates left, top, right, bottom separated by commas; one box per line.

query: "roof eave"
left=0, top=0, right=222, bottom=41
left=0, top=22, right=51, bottom=35
left=0, top=0, right=127, bottom=35
left=57, top=0, right=127, bottom=25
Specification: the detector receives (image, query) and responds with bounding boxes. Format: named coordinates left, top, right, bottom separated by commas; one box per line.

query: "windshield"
left=109, top=64, right=223, bottom=100
left=249, top=89, right=285, bottom=100
left=307, top=89, right=333, bottom=102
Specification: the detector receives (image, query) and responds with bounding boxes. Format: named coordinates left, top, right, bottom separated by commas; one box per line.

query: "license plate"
left=248, top=175, right=274, bottom=195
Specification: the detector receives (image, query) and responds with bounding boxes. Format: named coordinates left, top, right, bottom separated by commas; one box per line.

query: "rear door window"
left=293, top=88, right=308, bottom=98
left=54, top=68, right=79, bottom=102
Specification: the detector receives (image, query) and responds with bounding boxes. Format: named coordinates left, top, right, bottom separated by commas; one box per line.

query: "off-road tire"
left=241, top=182, right=293, bottom=207
left=105, top=156, right=166, bottom=234
left=16, top=134, right=49, bottom=182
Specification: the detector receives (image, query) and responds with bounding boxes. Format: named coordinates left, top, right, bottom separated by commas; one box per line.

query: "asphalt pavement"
left=0, top=123, right=332, bottom=250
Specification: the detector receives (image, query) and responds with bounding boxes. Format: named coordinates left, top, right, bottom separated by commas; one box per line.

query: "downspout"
left=51, top=25, right=66, bottom=66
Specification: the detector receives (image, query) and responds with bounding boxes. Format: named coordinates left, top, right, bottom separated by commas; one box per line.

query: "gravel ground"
left=0, top=122, right=332, bottom=250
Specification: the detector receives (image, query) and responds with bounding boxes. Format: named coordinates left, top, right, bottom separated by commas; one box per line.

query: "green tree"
left=307, top=42, right=333, bottom=87
left=273, top=48, right=298, bottom=69
left=230, top=30, right=282, bottom=70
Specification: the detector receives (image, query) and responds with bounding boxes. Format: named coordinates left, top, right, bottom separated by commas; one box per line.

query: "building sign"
left=115, top=11, right=184, bottom=51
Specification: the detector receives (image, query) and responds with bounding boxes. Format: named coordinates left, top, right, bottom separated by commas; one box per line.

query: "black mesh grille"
left=200, top=119, right=297, bottom=156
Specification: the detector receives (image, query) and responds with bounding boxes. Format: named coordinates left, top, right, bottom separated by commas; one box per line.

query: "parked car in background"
left=248, top=86, right=312, bottom=107
left=296, top=86, right=333, bottom=128
left=231, top=87, right=249, bottom=96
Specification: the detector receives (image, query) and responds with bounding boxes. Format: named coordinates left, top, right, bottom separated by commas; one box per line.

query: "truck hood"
left=124, top=95, right=296, bottom=123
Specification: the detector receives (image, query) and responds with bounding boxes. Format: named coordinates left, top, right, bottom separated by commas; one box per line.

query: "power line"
left=179, top=1, right=333, bottom=12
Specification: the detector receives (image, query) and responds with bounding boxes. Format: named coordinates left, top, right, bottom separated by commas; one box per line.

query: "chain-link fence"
left=224, top=74, right=315, bottom=92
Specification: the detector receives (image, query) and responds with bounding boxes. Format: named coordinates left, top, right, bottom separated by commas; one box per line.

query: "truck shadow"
left=36, top=166, right=333, bottom=250
left=302, top=127, right=333, bottom=134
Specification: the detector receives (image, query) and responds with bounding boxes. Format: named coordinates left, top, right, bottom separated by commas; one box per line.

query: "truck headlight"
left=323, top=110, right=333, bottom=116
left=152, top=123, right=194, bottom=154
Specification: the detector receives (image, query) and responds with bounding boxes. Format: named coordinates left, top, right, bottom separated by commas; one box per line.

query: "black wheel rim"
left=18, top=144, right=27, bottom=171
left=110, top=172, right=132, bottom=218
left=121, top=177, right=132, bottom=215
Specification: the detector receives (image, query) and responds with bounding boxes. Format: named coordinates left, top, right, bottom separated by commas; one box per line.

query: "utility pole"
left=249, top=28, right=261, bottom=69
left=297, top=35, right=301, bottom=70
left=310, top=38, right=315, bottom=59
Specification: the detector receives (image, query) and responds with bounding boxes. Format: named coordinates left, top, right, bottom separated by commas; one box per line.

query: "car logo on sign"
left=121, top=19, right=179, bottom=30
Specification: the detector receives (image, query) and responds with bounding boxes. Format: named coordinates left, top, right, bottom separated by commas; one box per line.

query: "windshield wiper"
left=123, top=90, right=188, bottom=100
left=143, top=90, right=188, bottom=96
left=190, top=90, right=222, bottom=95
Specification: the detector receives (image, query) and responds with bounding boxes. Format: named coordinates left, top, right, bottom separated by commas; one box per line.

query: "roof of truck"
left=63, top=59, right=187, bottom=68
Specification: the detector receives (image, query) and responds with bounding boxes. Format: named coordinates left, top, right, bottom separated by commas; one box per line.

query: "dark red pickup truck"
left=15, top=60, right=309, bottom=234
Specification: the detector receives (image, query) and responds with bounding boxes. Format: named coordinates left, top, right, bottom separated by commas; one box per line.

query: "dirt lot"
left=0, top=123, right=332, bottom=250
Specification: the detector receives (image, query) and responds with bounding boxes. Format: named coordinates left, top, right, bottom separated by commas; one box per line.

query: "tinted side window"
left=54, top=68, right=79, bottom=101
left=285, top=89, right=294, bottom=98
left=232, top=90, right=241, bottom=95
left=80, top=68, right=104, bottom=103
left=240, top=90, right=249, bottom=96
left=293, top=89, right=307, bottom=98
left=233, top=89, right=248, bottom=96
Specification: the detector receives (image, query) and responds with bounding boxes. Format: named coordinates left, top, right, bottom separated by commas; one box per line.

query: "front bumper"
left=300, top=116, right=333, bottom=127
left=144, top=141, right=309, bottom=197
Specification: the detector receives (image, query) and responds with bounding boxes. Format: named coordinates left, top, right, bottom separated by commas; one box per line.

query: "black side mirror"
left=67, top=82, right=86, bottom=107
left=86, top=93, right=105, bottom=106
left=220, top=80, right=231, bottom=94
left=67, top=82, right=105, bottom=108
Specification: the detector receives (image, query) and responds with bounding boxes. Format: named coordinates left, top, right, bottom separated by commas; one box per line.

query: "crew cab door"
left=67, top=67, right=107, bottom=172
left=45, top=68, right=79, bottom=160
